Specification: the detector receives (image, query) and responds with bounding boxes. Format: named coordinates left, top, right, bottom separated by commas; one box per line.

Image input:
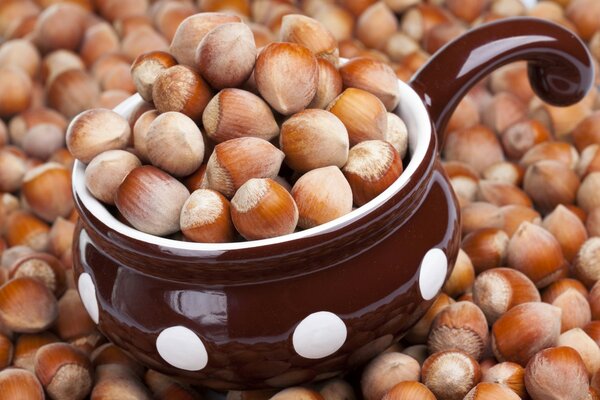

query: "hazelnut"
left=94, top=0, right=147, bottom=22
left=115, top=165, right=191, bottom=236
left=279, top=14, right=338, bottom=63
left=577, top=144, right=600, bottom=179
left=0, top=368, right=44, bottom=400
left=0, top=38, right=41, bottom=78
left=421, top=350, right=480, bottom=400
left=461, top=228, right=509, bottom=273
left=444, top=161, right=480, bottom=205
left=400, top=4, right=452, bottom=42
left=0, top=66, right=32, bottom=118
left=501, top=119, right=551, bottom=160
left=491, top=302, right=561, bottom=366
left=481, top=91, right=527, bottom=134
left=481, top=362, right=525, bottom=398
left=356, top=2, right=397, bottom=50
left=120, top=25, right=170, bottom=63
left=152, top=65, right=212, bottom=121
left=428, top=301, right=489, bottom=361
left=270, top=387, right=323, bottom=400
left=21, top=163, right=73, bottom=223
left=79, top=22, right=120, bottom=67
left=8, top=107, right=67, bottom=148
left=472, top=268, right=540, bottom=325
left=361, top=352, right=420, bottom=400
left=8, top=252, right=67, bottom=297
left=33, top=3, right=87, bottom=53
left=205, top=137, right=284, bottom=198
left=572, top=111, right=600, bottom=152
left=557, top=328, right=600, bottom=376
left=41, top=50, right=85, bottom=86
left=386, top=113, right=409, bottom=159
left=145, top=369, right=202, bottom=400
left=0, top=147, right=27, bottom=193
left=443, top=125, right=505, bottom=175
left=318, top=378, right=356, bottom=400
left=520, top=141, right=579, bottom=170
left=54, top=289, right=96, bottom=343
left=543, top=205, right=588, bottom=262
left=460, top=202, right=504, bottom=235
left=0, top=277, right=58, bottom=333
left=578, top=172, right=600, bottom=213
left=523, top=160, right=580, bottom=214
left=327, top=88, right=388, bottom=146
left=343, top=140, right=403, bottom=206
left=66, top=108, right=131, bottom=164
left=280, top=109, right=349, bottom=173
left=231, top=178, right=299, bottom=240
left=382, top=381, right=435, bottom=400
left=476, top=180, right=532, bottom=207
left=500, top=204, right=541, bottom=237
left=308, top=58, right=343, bottom=110
left=255, top=42, right=318, bottom=115
left=196, top=22, right=257, bottom=89
left=4, top=211, right=50, bottom=252
left=91, top=343, right=144, bottom=376
left=85, top=150, right=142, bottom=205
left=169, top=12, right=242, bottom=67
left=180, top=189, right=234, bottom=243
left=91, top=364, right=152, bottom=399
left=46, top=69, right=100, bottom=119
left=0, top=333, right=11, bottom=369
left=442, top=249, right=475, bottom=298
left=96, top=61, right=136, bottom=92
left=543, top=278, right=591, bottom=332
left=311, top=4, right=354, bottom=42
left=524, top=346, right=589, bottom=399
left=145, top=111, right=205, bottom=177
left=566, top=0, right=600, bottom=40
left=21, top=124, right=65, bottom=161
left=203, top=88, right=279, bottom=143
left=463, top=382, right=521, bottom=400
left=339, top=57, right=400, bottom=111
left=151, top=1, right=196, bottom=42
left=132, top=109, right=158, bottom=163
left=573, top=237, right=600, bottom=287
left=445, top=0, right=488, bottom=23
left=34, top=342, right=93, bottom=400
left=507, top=221, right=566, bottom=288
left=481, top=161, right=524, bottom=187
left=292, top=166, right=353, bottom=229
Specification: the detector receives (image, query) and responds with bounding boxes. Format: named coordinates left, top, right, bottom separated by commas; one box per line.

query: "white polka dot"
left=78, top=273, right=99, bottom=324
left=293, top=311, right=347, bottom=359
left=419, top=248, right=448, bottom=300
left=156, top=326, right=208, bottom=371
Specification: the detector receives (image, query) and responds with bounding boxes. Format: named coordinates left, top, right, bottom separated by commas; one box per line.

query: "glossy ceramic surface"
left=72, top=17, right=594, bottom=390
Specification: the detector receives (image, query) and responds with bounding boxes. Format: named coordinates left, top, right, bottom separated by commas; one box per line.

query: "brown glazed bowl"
left=72, top=18, right=593, bottom=390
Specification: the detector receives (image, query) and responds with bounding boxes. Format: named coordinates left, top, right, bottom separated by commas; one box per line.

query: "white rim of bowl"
left=72, top=79, right=432, bottom=251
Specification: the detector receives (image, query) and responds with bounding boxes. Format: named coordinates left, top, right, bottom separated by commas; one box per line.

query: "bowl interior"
left=72, top=79, right=432, bottom=251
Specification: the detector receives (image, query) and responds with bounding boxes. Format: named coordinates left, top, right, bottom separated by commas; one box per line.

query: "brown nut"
left=169, top=12, right=242, bottom=67
left=524, top=346, right=589, bottom=399
left=180, top=189, right=234, bottom=243
left=152, top=65, right=212, bottom=121
left=557, top=328, right=600, bottom=377
left=280, top=109, right=349, bottom=173
left=4, top=211, right=50, bottom=252
left=308, top=58, right=343, bottom=110
left=523, top=160, right=580, bottom=214
left=444, top=125, right=505, bottom=175
left=85, top=150, right=142, bottom=206
left=491, top=302, right=561, bottom=366
left=145, top=111, right=205, bottom=177
left=442, top=249, right=475, bottom=298
left=255, top=42, right=318, bottom=115
left=66, top=108, right=131, bottom=164
left=428, top=301, right=489, bottom=361
left=231, top=178, right=299, bottom=240
left=507, top=221, right=566, bottom=288
left=421, top=350, right=481, bottom=400
left=0, top=66, right=32, bottom=118
left=0, top=277, right=58, bottom=333
left=21, top=163, right=73, bottom=223
left=472, top=267, right=541, bottom=325
left=343, top=140, right=403, bottom=206
left=361, top=352, right=420, bottom=400
left=356, top=2, right=397, bottom=50
left=543, top=205, right=588, bottom=262
left=327, top=88, right=387, bottom=146
left=46, top=69, right=100, bottom=119
left=130, top=51, right=177, bottom=103
left=578, top=172, right=600, bottom=213
left=280, top=14, right=338, bottom=63
left=115, top=165, right=191, bottom=236
left=205, top=137, right=284, bottom=198
left=0, top=368, right=44, bottom=400
left=292, top=166, right=353, bottom=229
left=8, top=252, right=66, bottom=297
left=339, top=57, right=400, bottom=111
left=35, top=342, right=93, bottom=400
left=203, top=88, right=279, bottom=143
left=481, top=362, right=525, bottom=398
left=520, top=141, right=579, bottom=170
left=196, top=22, right=256, bottom=89
left=573, top=237, right=600, bottom=287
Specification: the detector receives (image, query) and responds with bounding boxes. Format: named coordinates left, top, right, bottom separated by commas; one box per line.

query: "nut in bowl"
left=71, top=17, right=593, bottom=389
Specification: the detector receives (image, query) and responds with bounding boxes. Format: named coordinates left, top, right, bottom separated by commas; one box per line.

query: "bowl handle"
left=409, top=17, right=594, bottom=149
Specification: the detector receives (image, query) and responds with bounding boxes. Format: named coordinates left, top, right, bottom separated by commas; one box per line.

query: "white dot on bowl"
left=156, top=326, right=208, bottom=371
left=78, top=273, right=99, bottom=324
left=292, top=311, right=347, bottom=359
left=418, top=248, right=448, bottom=300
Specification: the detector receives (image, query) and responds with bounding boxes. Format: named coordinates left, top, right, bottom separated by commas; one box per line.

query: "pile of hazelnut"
left=68, top=13, right=409, bottom=242
left=1, top=0, right=600, bottom=399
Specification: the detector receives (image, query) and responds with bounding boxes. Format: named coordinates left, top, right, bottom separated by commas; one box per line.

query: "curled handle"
left=409, top=17, right=595, bottom=148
